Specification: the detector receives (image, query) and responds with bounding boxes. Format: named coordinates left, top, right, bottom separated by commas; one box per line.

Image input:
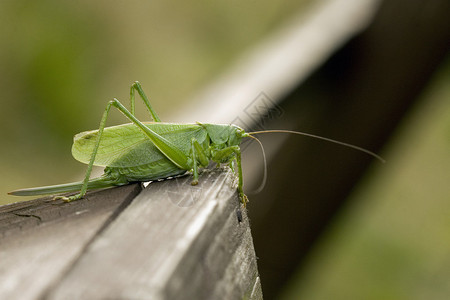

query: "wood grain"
left=0, top=184, right=142, bottom=300
left=0, top=170, right=262, bottom=300
left=45, top=169, right=261, bottom=299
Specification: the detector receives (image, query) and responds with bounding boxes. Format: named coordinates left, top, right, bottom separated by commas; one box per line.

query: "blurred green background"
left=1, top=1, right=449, bottom=299
left=0, top=0, right=311, bottom=204
left=280, top=59, right=450, bottom=299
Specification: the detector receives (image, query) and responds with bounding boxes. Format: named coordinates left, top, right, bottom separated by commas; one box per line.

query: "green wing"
left=72, top=123, right=208, bottom=168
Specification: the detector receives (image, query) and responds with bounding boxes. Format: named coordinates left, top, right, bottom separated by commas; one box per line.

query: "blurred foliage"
left=281, top=58, right=450, bottom=299
left=0, top=0, right=312, bottom=204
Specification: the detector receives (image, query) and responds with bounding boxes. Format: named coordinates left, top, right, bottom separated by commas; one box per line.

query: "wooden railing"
left=0, top=169, right=262, bottom=299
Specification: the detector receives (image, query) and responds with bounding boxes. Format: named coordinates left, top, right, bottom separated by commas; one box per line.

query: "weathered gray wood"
left=0, top=169, right=261, bottom=299
left=43, top=169, right=261, bottom=299
left=0, top=184, right=142, bottom=300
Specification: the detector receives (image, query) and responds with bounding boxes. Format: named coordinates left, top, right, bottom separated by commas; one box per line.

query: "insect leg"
left=189, top=138, right=210, bottom=185
left=232, top=147, right=248, bottom=206
left=58, top=98, right=188, bottom=202
left=55, top=100, right=118, bottom=202
left=212, top=146, right=248, bottom=206
left=130, top=81, right=162, bottom=122
left=190, top=139, right=199, bottom=185
left=110, top=99, right=190, bottom=169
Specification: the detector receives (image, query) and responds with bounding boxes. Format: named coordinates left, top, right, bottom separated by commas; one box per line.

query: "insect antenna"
left=245, top=134, right=268, bottom=194
left=248, top=129, right=385, bottom=163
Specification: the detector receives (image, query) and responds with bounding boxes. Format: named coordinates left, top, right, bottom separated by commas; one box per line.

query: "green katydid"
left=8, top=81, right=384, bottom=204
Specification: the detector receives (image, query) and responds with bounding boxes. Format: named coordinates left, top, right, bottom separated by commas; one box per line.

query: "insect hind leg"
left=130, top=81, right=161, bottom=122
left=56, top=100, right=121, bottom=201
left=58, top=95, right=165, bottom=202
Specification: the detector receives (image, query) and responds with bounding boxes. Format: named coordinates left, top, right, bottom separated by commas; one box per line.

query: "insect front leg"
left=212, top=146, right=248, bottom=206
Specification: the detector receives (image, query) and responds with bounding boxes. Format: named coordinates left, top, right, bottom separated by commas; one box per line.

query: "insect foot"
left=241, top=194, right=249, bottom=207
left=54, top=194, right=82, bottom=202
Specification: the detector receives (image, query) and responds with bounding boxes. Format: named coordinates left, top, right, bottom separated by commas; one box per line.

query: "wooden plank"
left=43, top=169, right=261, bottom=300
left=0, top=183, right=142, bottom=300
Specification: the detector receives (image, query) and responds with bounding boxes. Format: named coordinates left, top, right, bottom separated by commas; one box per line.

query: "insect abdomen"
left=104, top=159, right=186, bottom=182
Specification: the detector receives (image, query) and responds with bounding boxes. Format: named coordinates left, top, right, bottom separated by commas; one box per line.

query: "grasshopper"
left=8, top=82, right=383, bottom=204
